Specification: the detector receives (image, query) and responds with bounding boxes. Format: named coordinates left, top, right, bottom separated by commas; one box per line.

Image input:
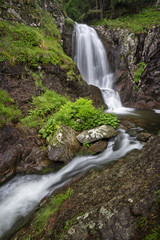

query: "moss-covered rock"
left=48, top=125, right=80, bottom=163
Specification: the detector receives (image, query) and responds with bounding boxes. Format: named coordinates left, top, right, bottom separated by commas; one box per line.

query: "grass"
left=21, top=91, right=119, bottom=141
left=0, top=89, right=22, bottom=126
left=21, top=89, right=67, bottom=129
left=95, top=7, right=160, bottom=33
left=21, top=188, right=73, bottom=239
left=0, top=9, right=73, bottom=69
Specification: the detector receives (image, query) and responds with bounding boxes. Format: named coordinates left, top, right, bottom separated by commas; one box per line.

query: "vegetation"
left=57, top=212, right=84, bottom=239
left=22, top=89, right=119, bottom=140
left=40, top=98, right=119, bottom=139
left=136, top=190, right=160, bottom=240
left=96, top=7, right=160, bottom=33
left=20, top=188, right=73, bottom=239
left=133, top=62, right=146, bottom=92
left=21, top=89, right=67, bottom=129
left=0, top=89, right=22, bottom=127
left=62, top=0, right=157, bottom=22
left=0, top=10, right=73, bottom=69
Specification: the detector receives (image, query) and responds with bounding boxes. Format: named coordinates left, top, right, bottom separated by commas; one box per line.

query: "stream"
left=0, top=23, right=159, bottom=239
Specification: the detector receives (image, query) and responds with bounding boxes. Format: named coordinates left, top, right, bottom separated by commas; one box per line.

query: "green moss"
left=21, top=89, right=67, bottom=129
left=96, top=7, right=160, bottom=33
left=134, top=62, right=146, bottom=85
left=64, top=18, right=75, bottom=28
left=21, top=188, right=73, bottom=239
left=57, top=212, right=84, bottom=239
left=144, top=226, right=160, bottom=240
left=0, top=8, right=73, bottom=69
left=39, top=97, right=119, bottom=140
left=0, top=89, right=22, bottom=127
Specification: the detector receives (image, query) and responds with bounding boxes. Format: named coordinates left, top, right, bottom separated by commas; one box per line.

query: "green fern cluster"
left=39, top=97, right=119, bottom=139
left=21, top=90, right=119, bottom=140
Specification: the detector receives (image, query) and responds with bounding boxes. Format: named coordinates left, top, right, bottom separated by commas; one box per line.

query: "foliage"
left=156, top=189, right=160, bottom=204
left=0, top=11, right=73, bottom=68
left=96, top=7, right=160, bottom=33
left=64, top=18, right=75, bottom=28
left=21, top=89, right=67, bottom=128
left=134, top=62, right=146, bottom=84
left=21, top=188, right=73, bottom=239
left=144, top=226, right=160, bottom=240
left=62, top=0, right=157, bottom=22
left=22, top=91, right=119, bottom=140
left=39, top=98, right=119, bottom=139
left=0, top=89, right=22, bottom=127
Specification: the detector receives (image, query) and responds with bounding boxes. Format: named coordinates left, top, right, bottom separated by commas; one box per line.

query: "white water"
left=73, top=23, right=135, bottom=115
left=0, top=130, right=142, bottom=238
left=0, top=24, right=143, bottom=239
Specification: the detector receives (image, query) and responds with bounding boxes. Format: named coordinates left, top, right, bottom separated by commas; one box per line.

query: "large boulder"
left=0, top=124, right=50, bottom=185
left=77, top=125, right=117, bottom=144
left=48, top=125, right=80, bottom=163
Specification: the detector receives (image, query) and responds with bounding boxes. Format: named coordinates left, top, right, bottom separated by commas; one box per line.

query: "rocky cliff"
left=96, top=25, right=160, bottom=109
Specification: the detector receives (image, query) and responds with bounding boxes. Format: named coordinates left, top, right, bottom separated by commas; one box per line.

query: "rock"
left=77, top=125, right=117, bottom=144
left=137, top=132, right=152, bottom=142
left=48, top=125, right=80, bottom=163
left=12, top=135, right=160, bottom=240
left=0, top=125, right=51, bottom=185
left=96, top=25, right=160, bottom=109
left=88, top=140, right=108, bottom=154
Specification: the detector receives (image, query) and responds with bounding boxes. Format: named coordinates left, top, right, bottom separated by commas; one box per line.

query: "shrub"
left=39, top=97, right=119, bottom=139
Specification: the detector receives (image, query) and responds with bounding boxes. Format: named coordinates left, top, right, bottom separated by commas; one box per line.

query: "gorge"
left=0, top=0, right=160, bottom=239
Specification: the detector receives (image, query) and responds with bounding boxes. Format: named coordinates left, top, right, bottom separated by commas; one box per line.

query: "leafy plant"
left=134, top=62, right=146, bottom=84
left=39, top=97, right=119, bottom=139
left=144, top=226, right=160, bottom=240
left=21, top=89, right=67, bottom=129
left=0, top=89, right=22, bottom=126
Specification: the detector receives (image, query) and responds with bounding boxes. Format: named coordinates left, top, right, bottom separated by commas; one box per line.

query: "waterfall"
left=0, top=24, right=144, bottom=239
left=72, top=23, right=135, bottom=114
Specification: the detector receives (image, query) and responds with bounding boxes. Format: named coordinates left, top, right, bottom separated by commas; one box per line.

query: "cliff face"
left=0, top=0, right=104, bottom=114
left=96, top=25, right=160, bottom=109
left=0, top=0, right=104, bottom=184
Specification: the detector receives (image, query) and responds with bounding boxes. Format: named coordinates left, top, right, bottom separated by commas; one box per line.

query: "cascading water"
left=72, top=23, right=134, bottom=113
left=0, top=130, right=142, bottom=238
left=0, top=24, right=143, bottom=239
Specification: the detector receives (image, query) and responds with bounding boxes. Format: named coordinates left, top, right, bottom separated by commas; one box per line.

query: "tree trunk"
left=100, top=0, right=103, bottom=19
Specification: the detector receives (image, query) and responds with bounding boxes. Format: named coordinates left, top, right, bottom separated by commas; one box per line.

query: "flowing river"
left=0, top=23, right=159, bottom=239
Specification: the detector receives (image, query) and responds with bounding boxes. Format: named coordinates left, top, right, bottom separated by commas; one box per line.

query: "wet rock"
left=48, top=125, right=80, bottom=163
left=0, top=125, right=50, bottom=185
left=13, top=135, right=160, bottom=240
left=137, top=132, right=152, bottom=142
left=96, top=25, right=160, bottom=109
left=88, top=140, right=108, bottom=154
left=77, top=125, right=117, bottom=144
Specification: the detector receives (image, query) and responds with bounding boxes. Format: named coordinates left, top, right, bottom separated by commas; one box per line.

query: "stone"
left=48, top=125, right=80, bottom=163
left=88, top=140, right=108, bottom=154
left=0, top=125, right=49, bottom=185
left=96, top=25, right=160, bottom=109
left=137, top=132, right=152, bottom=142
left=77, top=125, right=117, bottom=144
